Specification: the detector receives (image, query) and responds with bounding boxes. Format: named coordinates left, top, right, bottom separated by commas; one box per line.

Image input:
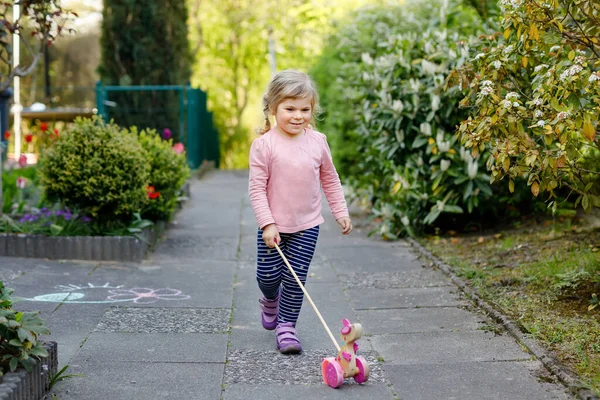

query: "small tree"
left=98, top=0, right=191, bottom=139
left=0, top=0, right=75, bottom=216
left=451, top=0, right=600, bottom=212
left=0, top=0, right=75, bottom=92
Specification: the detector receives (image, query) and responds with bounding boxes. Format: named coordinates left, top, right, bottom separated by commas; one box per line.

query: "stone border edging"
left=0, top=221, right=166, bottom=262
left=406, top=238, right=597, bottom=400
left=0, top=341, right=58, bottom=400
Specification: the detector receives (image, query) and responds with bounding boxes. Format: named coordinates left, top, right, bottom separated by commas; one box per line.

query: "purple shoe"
left=275, top=322, right=302, bottom=354
left=259, top=294, right=279, bottom=330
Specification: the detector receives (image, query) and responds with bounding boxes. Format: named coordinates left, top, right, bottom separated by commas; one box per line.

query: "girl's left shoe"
left=275, top=322, right=302, bottom=354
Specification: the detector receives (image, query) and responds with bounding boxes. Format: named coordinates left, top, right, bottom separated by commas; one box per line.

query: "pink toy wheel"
left=321, top=357, right=344, bottom=389
left=353, top=356, right=370, bottom=384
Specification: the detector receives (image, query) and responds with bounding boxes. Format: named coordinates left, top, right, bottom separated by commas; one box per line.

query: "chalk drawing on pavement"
left=21, top=282, right=191, bottom=304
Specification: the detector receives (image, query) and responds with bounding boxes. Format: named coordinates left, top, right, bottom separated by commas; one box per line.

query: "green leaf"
left=50, top=224, right=64, bottom=236
left=443, top=205, right=464, bottom=214
left=9, top=357, right=18, bottom=372
left=412, top=136, right=429, bottom=148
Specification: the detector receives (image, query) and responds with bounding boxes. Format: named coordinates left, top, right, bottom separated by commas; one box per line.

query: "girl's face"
left=273, top=97, right=312, bottom=138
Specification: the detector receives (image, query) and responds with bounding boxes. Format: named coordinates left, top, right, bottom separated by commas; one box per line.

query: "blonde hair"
left=258, top=69, right=322, bottom=135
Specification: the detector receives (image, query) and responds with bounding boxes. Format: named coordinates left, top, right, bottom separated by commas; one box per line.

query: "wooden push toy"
left=274, top=242, right=370, bottom=388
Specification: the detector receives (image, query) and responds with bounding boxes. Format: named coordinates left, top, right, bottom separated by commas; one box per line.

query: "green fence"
left=95, top=82, right=219, bottom=169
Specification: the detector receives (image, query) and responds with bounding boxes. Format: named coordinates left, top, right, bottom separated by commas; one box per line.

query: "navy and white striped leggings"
left=256, top=225, right=320, bottom=325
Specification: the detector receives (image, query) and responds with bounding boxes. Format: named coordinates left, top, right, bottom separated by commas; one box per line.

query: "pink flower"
left=16, top=177, right=27, bottom=189
left=172, top=143, right=184, bottom=154
left=18, top=154, right=28, bottom=167
left=162, top=128, right=172, bottom=140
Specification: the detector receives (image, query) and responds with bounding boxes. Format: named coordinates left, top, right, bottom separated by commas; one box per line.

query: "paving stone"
left=339, top=269, right=450, bottom=289
left=371, top=331, right=531, bottom=365
left=384, top=361, right=571, bottom=400
left=50, top=361, right=224, bottom=400
left=222, top=383, right=396, bottom=399
left=356, top=307, right=484, bottom=335
left=224, top=349, right=385, bottom=385
left=96, top=306, right=230, bottom=333
left=350, top=287, right=467, bottom=309
left=76, top=332, right=228, bottom=363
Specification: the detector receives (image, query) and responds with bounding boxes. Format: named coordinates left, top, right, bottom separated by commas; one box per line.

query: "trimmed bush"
left=135, top=128, right=190, bottom=221
left=39, top=117, right=150, bottom=220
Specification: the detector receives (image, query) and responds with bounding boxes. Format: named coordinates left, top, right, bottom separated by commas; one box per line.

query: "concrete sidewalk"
left=3, top=170, right=571, bottom=399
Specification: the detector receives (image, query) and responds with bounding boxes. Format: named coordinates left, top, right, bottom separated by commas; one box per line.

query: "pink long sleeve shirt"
left=248, top=128, right=349, bottom=233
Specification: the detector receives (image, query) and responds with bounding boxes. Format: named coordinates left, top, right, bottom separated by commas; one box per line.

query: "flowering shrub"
left=1, top=166, right=42, bottom=214
left=313, top=1, right=533, bottom=237
left=451, top=0, right=600, bottom=212
left=135, top=128, right=190, bottom=221
left=39, top=117, right=150, bottom=221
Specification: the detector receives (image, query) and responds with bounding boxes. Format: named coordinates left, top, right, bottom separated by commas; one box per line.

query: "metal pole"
left=13, top=0, right=22, bottom=161
left=44, top=44, right=50, bottom=100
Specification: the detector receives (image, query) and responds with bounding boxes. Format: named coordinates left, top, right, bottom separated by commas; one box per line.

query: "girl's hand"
left=262, top=224, right=281, bottom=248
left=336, top=217, right=353, bottom=235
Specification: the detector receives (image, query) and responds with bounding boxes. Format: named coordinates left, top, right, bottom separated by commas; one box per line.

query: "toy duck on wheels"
left=322, top=319, right=370, bottom=388
left=273, top=243, right=369, bottom=389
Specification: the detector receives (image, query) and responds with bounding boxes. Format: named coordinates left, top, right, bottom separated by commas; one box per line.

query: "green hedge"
left=312, top=1, right=536, bottom=237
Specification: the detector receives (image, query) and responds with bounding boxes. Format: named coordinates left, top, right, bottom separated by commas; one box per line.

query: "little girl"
left=248, top=69, right=352, bottom=354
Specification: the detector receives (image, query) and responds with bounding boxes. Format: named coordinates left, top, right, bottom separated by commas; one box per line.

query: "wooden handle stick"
left=274, top=242, right=340, bottom=352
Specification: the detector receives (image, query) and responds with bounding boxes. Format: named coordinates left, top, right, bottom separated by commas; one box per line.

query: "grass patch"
left=421, top=217, right=600, bottom=395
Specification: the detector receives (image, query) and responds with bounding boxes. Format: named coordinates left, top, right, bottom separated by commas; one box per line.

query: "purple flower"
left=162, top=128, right=172, bottom=140
left=81, top=216, right=92, bottom=223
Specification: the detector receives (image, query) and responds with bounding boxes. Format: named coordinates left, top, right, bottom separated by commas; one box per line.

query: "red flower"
left=146, top=185, right=160, bottom=199
left=3, top=130, right=10, bottom=140
left=53, top=128, right=59, bottom=138
left=40, top=122, right=49, bottom=132
left=25, top=134, right=33, bottom=143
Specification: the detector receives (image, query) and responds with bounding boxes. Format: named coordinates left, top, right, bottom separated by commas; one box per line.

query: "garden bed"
left=416, top=217, right=600, bottom=397
left=0, top=221, right=166, bottom=262
left=0, top=341, right=57, bottom=400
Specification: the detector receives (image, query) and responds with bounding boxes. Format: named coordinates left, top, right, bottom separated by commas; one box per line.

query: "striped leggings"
left=256, top=226, right=320, bottom=325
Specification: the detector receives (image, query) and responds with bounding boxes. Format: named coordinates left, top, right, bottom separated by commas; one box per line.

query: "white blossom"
left=492, top=60, right=502, bottom=69
left=557, top=111, right=570, bottom=120
left=480, top=86, right=494, bottom=96
left=474, top=53, right=486, bottom=60
left=589, top=72, right=600, bottom=82
left=467, top=159, right=478, bottom=179
left=502, top=45, right=514, bottom=55
left=481, top=80, right=494, bottom=87
left=560, top=65, right=583, bottom=81
left=438, top=141, right=451, bottom=153
left=409, top=78, right=421, bottom=92
left=537, top=120, right=545, bottom=127
left=431, top=95, right=441, bottom=112
left=505, top=92, right=519, bottom=100
left=550, top=45, right=561, bottom=53
left=513, top=102, right=520, bottom=107
left=420, top=122, right=432, bottom=136
left=503, top=100, right=512, bottom=109
left=421, top=60, right=438, bottom=75
left=362, top=72, right=372, bottom=81
left=533, top=98, right=543, bottom=106
left=534, top=64, right=548, bottom=73
left=391, top=99, right=404, bottom=113
left=361, top=53, right=373, bottom=65
left=575, top=56, right=586, bottom=65
left=534, top=110, right=543, bottom=118
left=401, top=216, right=410, bottom=226
left=440, top=159, right=451, bottom=172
